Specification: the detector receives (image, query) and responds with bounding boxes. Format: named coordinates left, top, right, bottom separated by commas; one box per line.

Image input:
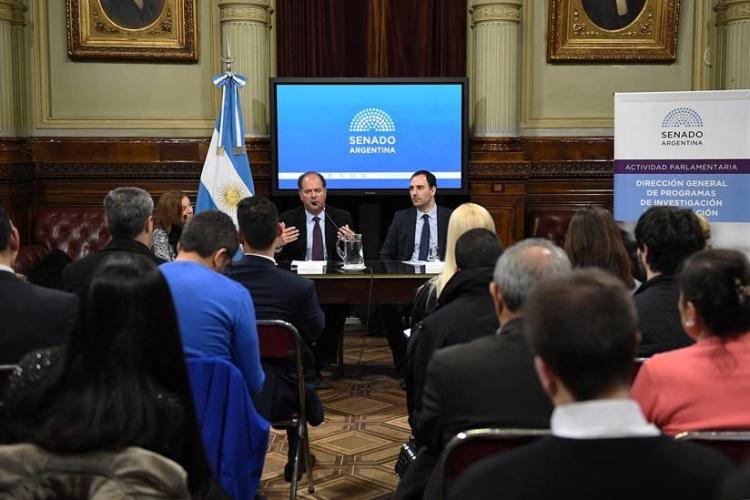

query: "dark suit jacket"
left=59, top=239, right=165, bottom=300
left=397, top=318, right=552, bottom=500
left=379, top=206, right=452, bottom=261
left=227, top=254, right=325, bottom=425
left=277, top=205, right=353, bottom=262
left=448, top=435, right=732, bottom=500
left=0, top=271, right=79, bottom=364
left=634, top=274, right=693, bottom=357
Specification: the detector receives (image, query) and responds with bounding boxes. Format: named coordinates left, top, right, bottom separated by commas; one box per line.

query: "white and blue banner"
left=614, top=90, right=750, bottom=250
left=196, top=72, right=255, bottom=225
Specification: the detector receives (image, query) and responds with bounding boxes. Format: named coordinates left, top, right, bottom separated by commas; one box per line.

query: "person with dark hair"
left=1, top=253, right=212, bottom=497
left=564, top=206, right=635, bottom=290
left=160, top=211, right=264, bottom=396
left=153, top=190, right=193, bottom=261
left=228, top=196, right=324, bottom=481
left=448, top=269, right=732, bottom=500
left=60, top=187, right=164, bottom=300
left=633, top=206, right=706, bottom=356
left=405, top=228, right=503, bottom=424
left=633, top=249, right=750, bottom=434
left=0, top=206, right=78, bottom=364
left=276, top=171, right=355, bottom=383
left=379, top=170, right=453, bottom=377
left=397, top=239, right=568, bottom=500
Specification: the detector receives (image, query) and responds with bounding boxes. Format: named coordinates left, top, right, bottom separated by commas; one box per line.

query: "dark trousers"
left=379, top=303, right=411, bottom=374
left=313, top=304, right=348, bottom=368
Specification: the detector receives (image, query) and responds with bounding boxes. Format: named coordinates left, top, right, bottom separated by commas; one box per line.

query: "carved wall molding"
left=471, top=0, right=522, bottom=24
left=724, top=0, right=750, bottom=22
left=11, top=0, right=25, bottom=25
left=0, top=0, right=13, bottom=23
left=218, top=0, right=271, bottom=25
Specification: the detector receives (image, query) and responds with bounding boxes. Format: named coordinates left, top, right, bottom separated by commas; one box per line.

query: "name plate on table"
left=292, top=260, right=326, bottom=275
left=425, top=261, right=444, bottom=274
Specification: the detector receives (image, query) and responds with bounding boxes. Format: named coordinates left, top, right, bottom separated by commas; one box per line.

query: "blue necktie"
left=418, top=213, right=430, bottom=261
left=312, top=216, right=324, bottom=260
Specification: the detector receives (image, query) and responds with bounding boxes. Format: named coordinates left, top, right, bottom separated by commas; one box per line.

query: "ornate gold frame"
left=66, top=0, right=198, bottom=62
left=547, top=0, right=680, bottom=62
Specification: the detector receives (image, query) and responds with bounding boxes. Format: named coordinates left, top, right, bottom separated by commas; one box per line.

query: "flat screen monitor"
left=270, top=78, right=468, bottom=195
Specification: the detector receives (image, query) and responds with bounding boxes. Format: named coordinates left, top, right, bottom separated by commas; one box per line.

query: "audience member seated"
left=406, top=228, right=503, bottom=424
left=0, top=253, right=212, bottom=498
left=564, top=206, right=636, bottom=290
left=411, top=202, right=496, bottom=327
left=633, top=206, right=706, bottom=357
left=153, top=190, right=193, bottom=262
left=396, top=239, right=569, bottom=500
left=632, top=249, right=750, bottom=434
left=0, top=206, right=78, bottom=364
left=448, top=269, right=733, bottom=500
left=227, top=196, right=324, bottom=482
left=160, top=211, right=264, bottom=398
left=60, top=187, right=164, bottom=300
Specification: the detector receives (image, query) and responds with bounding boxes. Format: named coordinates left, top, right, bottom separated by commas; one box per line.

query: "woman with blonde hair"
left=153, top=190, right=193, bottom=261
left=411, top=202, right=496, bottom=325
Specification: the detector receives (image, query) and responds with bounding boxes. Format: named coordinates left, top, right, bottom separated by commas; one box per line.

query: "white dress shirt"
left=305, top=209, right=327, bottom=260
left=551, top=399, right=660, bottom=439
left=411, top=205, right=438, bottom=262
left=0, top=264, right=15, bottom=275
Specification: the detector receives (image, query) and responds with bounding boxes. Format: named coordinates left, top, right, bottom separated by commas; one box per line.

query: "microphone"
left=325, top=210, right=341, bottom=232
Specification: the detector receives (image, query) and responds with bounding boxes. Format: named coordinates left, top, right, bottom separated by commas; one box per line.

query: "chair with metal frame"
left=256, top=319, right=315, bottom=499
left=436, top=428, right=551, bottom=500
left=675, top=430, right=750, bottom=465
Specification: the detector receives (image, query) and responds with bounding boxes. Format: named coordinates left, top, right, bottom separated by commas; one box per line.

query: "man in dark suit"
left=447, top=269, right=732, bottom=500
left=379, top=170, right=452, bottom=377
left=60, top=187, right=164, bottom=301
left=276, top=171, right=354, bottom=383
left=228, top=196, right=325, bottom=481
left=380, top=170, right=452, bottom=262
left=0, top=206, right=78, bottom=364
left=397, top=238, right=570, bottom=500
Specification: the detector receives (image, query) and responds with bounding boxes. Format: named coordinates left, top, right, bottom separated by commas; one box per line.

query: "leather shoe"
left=284, top=454, right=316, bottom=482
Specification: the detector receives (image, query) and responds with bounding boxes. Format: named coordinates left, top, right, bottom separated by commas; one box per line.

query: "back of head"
left=635, top=206, right=706, bottom=275
left=436, top=203, right=497, bottom=294
left=0, top=205, right=10, bottom=251
left=104, top=187, right=154, bottom=240
left=178, top=211, right=239, bottom=258
left=455, top=228, right=503, bottom=270
left=154, top=190, right=186, bottom=230
left=679, top=249, right=750, bottom=338
left=8, top=252, right=210, bottom=493
left=493, top=238, right=571, bottom=312
left=525, top=268, right=638, bottom=401
left=237, top=197, right=279, bottom=250
left=564, top=206, right=634, bottom=288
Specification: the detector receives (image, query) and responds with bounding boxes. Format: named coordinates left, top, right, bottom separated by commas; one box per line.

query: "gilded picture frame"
left=66, top=0, right=198, bottom=62
left=547, top=0, right=680, bottom=63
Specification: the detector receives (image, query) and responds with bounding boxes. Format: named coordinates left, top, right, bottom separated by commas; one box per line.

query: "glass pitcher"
left=336, top=233, right=365, bottom=269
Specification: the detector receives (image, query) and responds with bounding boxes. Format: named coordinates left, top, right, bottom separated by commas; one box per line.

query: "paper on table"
left=291, top=260, right=326, bottom=274
left=401, top=260, right=444, bottom=274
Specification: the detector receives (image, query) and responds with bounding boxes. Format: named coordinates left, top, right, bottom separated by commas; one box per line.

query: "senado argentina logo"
left=660, top=107, right=704, bottom=147
left=348, top=108, right=397, bottom=155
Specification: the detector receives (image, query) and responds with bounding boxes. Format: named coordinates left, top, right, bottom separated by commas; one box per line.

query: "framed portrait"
left=66, top=0, right=198, bottom=62
left=547, top=0, right=680, bottom=62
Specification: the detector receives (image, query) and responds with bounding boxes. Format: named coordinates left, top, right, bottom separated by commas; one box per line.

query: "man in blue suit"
left=228, top=196, right=325, bottom=482
left=379, top=170, right=452, bottom=375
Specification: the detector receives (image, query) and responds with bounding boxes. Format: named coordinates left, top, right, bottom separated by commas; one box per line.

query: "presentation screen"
left=270, top=78, right=468, bottom=194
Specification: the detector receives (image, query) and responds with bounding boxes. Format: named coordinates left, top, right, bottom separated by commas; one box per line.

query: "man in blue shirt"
left=161, top=210, right=264, bottom=396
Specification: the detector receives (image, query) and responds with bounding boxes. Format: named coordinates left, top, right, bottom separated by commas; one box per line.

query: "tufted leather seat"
left=527, top=211, right=573, bottom=247
left=14, top=208, right=110, bottom=275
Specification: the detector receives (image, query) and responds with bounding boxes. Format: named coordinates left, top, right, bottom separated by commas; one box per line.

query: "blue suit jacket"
left=187, top=355, right=269, bottom=500
left=379, top=206, right=453, bottom=261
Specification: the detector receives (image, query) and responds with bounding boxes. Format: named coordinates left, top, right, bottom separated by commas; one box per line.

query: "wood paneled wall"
left=0, top=136, right=613, bottom=246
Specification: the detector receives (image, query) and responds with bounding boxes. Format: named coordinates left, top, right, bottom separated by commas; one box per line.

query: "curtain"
left=276, top=0, right=466, bottom=78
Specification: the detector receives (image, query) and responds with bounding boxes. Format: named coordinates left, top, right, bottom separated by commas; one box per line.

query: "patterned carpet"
left=259, top=325, right=408, bottom=499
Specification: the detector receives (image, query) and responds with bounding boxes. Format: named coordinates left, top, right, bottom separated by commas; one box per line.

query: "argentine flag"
left=196, top=71, right=255, bottom=225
